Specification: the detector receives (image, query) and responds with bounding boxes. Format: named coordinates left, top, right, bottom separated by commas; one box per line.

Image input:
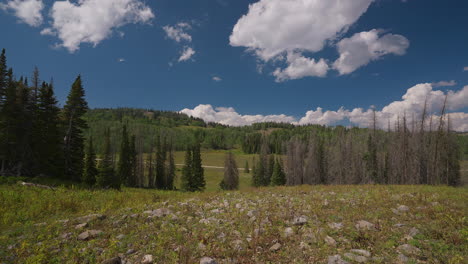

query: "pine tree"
left=252, top=155, right=264, bottom=187
left=244, top=160, right=250, bottom=173
left=155, top=135, right=166, bottom=189
left=266, top=154, right=274, bottom=185
left=166, top=144, right=176, bottom=190
left=220, top=152, right=239, bottom=190
left=36, top=82, right=63, bottom=177
left=63, top=75, right=88, bottom=181
left=83, top=136, right=98, bottom=186
left=117, top=125, right=133, bottom=186
left=96, top=128, right=119, bottom=189
left=181, top=148, right=193, bottom=191
left=129, top=135, right=137, bottom=186
left=271, top=158, right=286, bottom=186
left=0, top=49, right=6, bottom=174
left=191, top=143, right=205, bottom=191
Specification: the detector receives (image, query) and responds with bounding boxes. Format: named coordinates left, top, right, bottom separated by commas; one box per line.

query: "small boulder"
left=200, top=257, right=217, bottom=264
left=350, top=249, right=371, bottom=257
left=76, top=214, right=105, bottom=223
left=77, top=230, right=103, bottom=241
left=397, top=244, right=421, bottom=256
left=328, top=222, right=343, bottom=230
left=75, top=223, right=88, bottom=230
left=324, top=236, right=336, bottom=246
left=284, top=227, right=294, bottom=237
left=292, top=215, right=308, bottom=225
left=269, top=242, right=282, bottom=251
left=328, top=255, right=349, bottom=264
left=344, top=253, right=367, bottom=263
left=396, top=254, right=409, bottom=263
left=397, top=205, right=409, bottom=212
left=355, top=220, right=376, bottom=231
left=141, top=254, right=153, bottom=264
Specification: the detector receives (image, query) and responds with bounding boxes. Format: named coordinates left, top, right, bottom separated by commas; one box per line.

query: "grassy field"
left=0, top=185, right=466, bottom=263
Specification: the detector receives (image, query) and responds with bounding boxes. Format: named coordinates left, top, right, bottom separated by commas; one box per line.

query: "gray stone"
left=269, top=242, right=282, bottom=251
left=328, top=222, right=344, bottom=230
left=355, top=220, right=376, bottom=231
left=77, top=230, right=103, bottom=241
left=397, top=244, right=421, bottom=255
left=126, top=249, right=136, bottom=255
left=284, top=227, right=294, bottom=237
left=76, top=214, right=105, bottom=223
left=328, top=255, right=349, bottom=264
left=116, top=234, right=125, bottom=240
left=141, top=254, right=153, bottom=264
left=324, top=236, right=336, bottom=246
left=408, top=227, right=419, bottom=237
left=396, top=254, right=409, bottom=263
left=200, top=257, right=217, bottom=264
left=344, top=253, right=367, bottom=263
left=75, top=223, right=88, bottom=229
left=350, top=249, right=371, bottom=257
left=398, top=205, right=409, bottom=212
left=292, top=215, right=308, bottom=225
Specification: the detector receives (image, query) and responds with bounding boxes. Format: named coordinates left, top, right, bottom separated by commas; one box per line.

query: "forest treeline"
left=0, top=49, right=464, bottom=189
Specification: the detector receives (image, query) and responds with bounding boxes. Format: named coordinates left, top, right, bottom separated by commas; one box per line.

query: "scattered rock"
left=77, top=230, right=103, bottom=241
left=200, top=257, right=217, bottom=264
left=75, top=223, right=88, bottom=229
left=355, top=220, right=376, bottom=231
left=397, top=244, right=421, bottom=255
left=397, top=205, right=409, bottom=212
left=101, top=257, right=121, bottom=264
left=198, top=242, right=207, bottom=251
left=344, top=253, right=367, bottom=263
left=231, top=239, right=244, bottom=251
left=126, top=249, right=136, bottom=255
left=116, top=234, right=125, bottom=240
left=269, top=242, right=282, bottom=251
left=60, top=232, right=73, bottom=240
left=324, top=236, right=336, bottom=246
left=328, top=255, right=349, bottom=264
left=394, top=223, right=405, bottom=228
left=34, top=222, right=47, bottom=227
left=350, top=249, right=371, bottom=257
left=396, top=254, right=409, bottom=263
left=328, top=222, right=343, bottom=230
left=292, top=215, right=308, bottom=225
left=144, top=208, right=172, bottom=218
left=141, top=254, right=153, bottom=264
left=284, top=227, right=294, bottom=237
left=76, top=214, right=105, bottom=223
left=247, top=210, right=257, bottom=218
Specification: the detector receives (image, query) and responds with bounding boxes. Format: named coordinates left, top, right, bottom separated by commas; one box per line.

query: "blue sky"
left=1, top=0, right=467, bottom=130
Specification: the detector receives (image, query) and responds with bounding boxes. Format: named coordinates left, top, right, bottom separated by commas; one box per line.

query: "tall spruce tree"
left=117, top=125, right=133, bottom=186
left=252, top=156, right=264, bottom=187
left=36, top=82, right=63, bottom=177
left=83, top=136, right=98, bottom=186
left=155, top=135, right=166, bottom=189
left=220, top=152, right=239, bottom=190
left=63, top=75, right=88, bottom=181
left=166, top=144, right=176, bottom=190
left=271, top=158, right=286, bottom=186
left=191, top=143, right=205, bottom=191
left=0, top=49, right=6, bottom=174
left=181, top=148, right=193, bottom=191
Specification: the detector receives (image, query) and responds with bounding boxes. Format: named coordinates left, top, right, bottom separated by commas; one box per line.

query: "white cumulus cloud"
left=181, top=84, right=468, bottom=131
left=333, top=29, right=410, bottom=75
left=212, top=76, right=222, bottom=82
left=273, top=52, right=329, bottom=82
left=464, top=66, right=468, bottom=72
left=43, top=0, right=154, bottom=53
left=230, top=0, right=374, bottom=61
left=0, top=0, right=44, bottom=27
left=178, top=46, right=195, bottom=62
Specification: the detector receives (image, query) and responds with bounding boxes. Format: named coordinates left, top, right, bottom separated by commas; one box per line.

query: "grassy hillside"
left=0, top=185, right=466, bottom=263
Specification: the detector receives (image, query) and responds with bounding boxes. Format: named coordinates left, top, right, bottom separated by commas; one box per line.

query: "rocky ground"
left=0, top=185, right=466, bottom=263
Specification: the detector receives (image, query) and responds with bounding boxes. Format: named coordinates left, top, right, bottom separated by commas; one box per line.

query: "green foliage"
left=117, top=125, right=134, bottom=187
left=63, top=75, right=88, bottom=181
left=96, top=128, right=119, bottom=189
left=271, top=158, right=286, bottom=186
left=220, top=152, right=239, bottom=190
left=191, top=143, right=205, bottom=191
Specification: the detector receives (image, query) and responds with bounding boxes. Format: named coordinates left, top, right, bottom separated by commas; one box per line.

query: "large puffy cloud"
left=43, top=0, right=154, bottom=52
left=181, top=84, right=468, bottom=131
left=230, top=0, right=374, bottom=61
left=333, top=29, right=410, bottom=75
left=0, top=0, right=44, bottom=27
left=273, top=52, right=329, bottom=82
left=230, top=0, right=412, bottom=80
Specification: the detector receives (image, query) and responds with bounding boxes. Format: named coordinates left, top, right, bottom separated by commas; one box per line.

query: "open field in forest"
left=0, top=185, right=466, bottom=263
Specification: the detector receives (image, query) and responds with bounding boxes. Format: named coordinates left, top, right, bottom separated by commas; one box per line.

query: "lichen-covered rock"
left=355, top=220, right=376, bottom=231
left=328, top=255, right=349, bottom=264
left=397, top=244, right=421, bottom=255
left=269, top=242, right=281, bottom=251
left=200, top=257, right=217, bottom=264
left=77, top=230, right=103, bottom=241
left=141, top=254, right=153, bottom=264
left=292, top=215, right=307, bottom=225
